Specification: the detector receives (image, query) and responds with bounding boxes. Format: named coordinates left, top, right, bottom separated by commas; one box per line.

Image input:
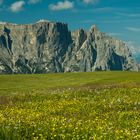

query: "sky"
left=0, top=0, right=140, bottom=61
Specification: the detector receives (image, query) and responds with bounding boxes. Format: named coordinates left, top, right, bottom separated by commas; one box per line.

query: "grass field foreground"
left=0, top=72, right=140, bottom=139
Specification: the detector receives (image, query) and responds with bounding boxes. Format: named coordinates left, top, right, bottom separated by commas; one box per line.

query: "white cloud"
left=82, top=0, right=99, bottom=4
left=0, top=0, right=3, bottom=5
left=28, top=0, right=41, bottom=4
left=10, top=1, right=25, bottom=13
left=126, top=27, right=140, bottom=32
left=49, top=0, right=74, bottom=11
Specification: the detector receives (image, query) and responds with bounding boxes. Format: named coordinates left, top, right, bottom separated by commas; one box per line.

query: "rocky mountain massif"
left=0, top=20, right=139, bottom=74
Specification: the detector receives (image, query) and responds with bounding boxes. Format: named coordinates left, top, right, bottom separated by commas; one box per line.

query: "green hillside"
left=0, top=72, right=140, bottom=139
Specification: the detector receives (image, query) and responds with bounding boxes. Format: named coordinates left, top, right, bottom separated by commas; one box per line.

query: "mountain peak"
left=0, top=20, right=139, bottom=74
left=90, top=25, right=98, bottom=32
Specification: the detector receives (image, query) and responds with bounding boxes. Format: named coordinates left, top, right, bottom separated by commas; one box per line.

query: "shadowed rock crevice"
left=0, top=28, right=12, bottom=54
left=0, top=21, right=139, bottom=74
left=4, top=27, right=12, bottom=51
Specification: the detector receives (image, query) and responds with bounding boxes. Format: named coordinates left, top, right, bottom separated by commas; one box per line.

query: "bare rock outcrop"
left=0, top=21, right=139, bottom=74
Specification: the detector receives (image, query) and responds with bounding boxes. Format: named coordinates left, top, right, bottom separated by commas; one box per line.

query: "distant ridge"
left=0, top=20, right=139, bottom=74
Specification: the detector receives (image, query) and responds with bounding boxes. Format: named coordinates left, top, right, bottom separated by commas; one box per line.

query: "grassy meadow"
left=0, top=72, right=140, bottom=140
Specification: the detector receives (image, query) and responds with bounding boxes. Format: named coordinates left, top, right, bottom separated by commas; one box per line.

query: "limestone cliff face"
left=0, top=21, right=139, bottom=74
left=64, top=25, right=139, bottom=72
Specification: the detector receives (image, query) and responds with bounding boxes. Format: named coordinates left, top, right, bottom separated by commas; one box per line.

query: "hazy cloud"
left=108, top=32, right=123, bottom=37
left=49, top=1, right=74, bottom=11
left=94, top=7, right=114, bottom=12
left=127, top=41, right=140, bottom=54
left=117, top=12, right=140, bottom=18
left=126, top=27, right=140, bottom=32
left=28, top=0, right=41, bottom=4
left=82, top=0, right=99, bottom=4
left=0, top=0, right=3, bottom=5
left=10, top=1, right=25, bottom=13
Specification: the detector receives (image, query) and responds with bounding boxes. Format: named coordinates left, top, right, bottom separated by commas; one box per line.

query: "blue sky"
left=0, top=0, right=140, bottom=60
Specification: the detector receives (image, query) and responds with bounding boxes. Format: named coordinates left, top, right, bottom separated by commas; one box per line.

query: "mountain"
left=0, top=20, right=139, bottom=74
